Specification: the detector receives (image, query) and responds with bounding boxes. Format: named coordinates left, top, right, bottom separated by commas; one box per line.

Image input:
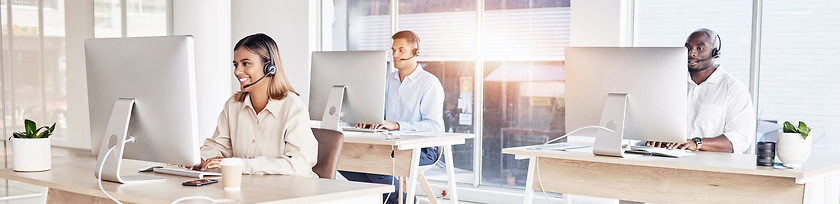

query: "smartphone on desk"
left=182, top=179, right=218, bottom=186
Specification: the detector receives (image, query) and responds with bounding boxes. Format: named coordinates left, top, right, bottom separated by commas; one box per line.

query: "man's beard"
left=688, top=64, right=711, bottom=73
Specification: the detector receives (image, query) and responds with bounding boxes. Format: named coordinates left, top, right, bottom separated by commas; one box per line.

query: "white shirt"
left=687, top=67, right=756, bottom=153
left=385, top=65, right=445, bottom=132
left=200, top=93, right=318, bottom=177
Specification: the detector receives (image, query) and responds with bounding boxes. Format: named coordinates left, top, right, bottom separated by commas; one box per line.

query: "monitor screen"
left=309, top=51, right=388, bottom=125
left=85, top=36, right=201, bottom=166
left=565, top=47, right=687, bottom=144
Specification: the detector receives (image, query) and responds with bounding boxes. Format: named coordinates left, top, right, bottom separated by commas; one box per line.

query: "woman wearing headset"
left=190, top=33, right=318, bottom=177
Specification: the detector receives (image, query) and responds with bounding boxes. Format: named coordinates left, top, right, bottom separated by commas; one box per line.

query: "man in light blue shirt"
left=342, top=30, right=445, bottom=204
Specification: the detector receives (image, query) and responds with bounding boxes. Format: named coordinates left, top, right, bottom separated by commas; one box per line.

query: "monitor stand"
left=320, top=85, right=347, bottom=131
left=94, top=98, right=166, bottom=184
left=592, top=93, right=628, bottom=157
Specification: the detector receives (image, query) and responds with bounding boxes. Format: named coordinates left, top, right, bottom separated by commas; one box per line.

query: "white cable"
left=538, top=125, right=613, bottom=150
left=98, top=146, right=123, bottom=204
left=535, top=157, right=550, bottom=200
left=535, top=125, right=612, bottom=202
left=171, top=196, right=217, bottom=204
left=383, top=145, right=396, bottom=204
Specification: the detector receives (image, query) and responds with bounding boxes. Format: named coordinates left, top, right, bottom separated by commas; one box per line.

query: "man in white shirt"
left=647, top=28, right=756, bottom=153
left=342, top=30, right=445, bottom=204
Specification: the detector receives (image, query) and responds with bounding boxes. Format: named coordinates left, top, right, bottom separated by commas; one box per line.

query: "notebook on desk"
left=625, top=146, right=696, bottom=158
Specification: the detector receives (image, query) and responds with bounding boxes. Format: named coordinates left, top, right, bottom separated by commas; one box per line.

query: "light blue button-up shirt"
left=385, top=64, right=445, bottom=132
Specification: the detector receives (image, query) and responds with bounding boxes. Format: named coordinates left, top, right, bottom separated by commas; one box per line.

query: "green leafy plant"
left=11, top=119, right=56, bottom=139
left=783, top=121, right=812, bottom=140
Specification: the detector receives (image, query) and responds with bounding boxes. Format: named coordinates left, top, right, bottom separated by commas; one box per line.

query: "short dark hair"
left=392, top=30, right=419, bottom=47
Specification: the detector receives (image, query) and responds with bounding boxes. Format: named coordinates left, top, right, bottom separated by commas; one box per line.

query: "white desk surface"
left=0, top=148, right=392, bottom=204
left=503, top=143, right=840, bottom=180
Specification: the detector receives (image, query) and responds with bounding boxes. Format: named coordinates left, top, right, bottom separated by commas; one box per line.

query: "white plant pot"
left=776, top=132, right=812, bottom=168
left=12, top=138, right=52, bottom=172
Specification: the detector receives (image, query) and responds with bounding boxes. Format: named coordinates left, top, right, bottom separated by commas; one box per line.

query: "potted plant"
left=506, top=172, right=516, bottom=186
left=10, top=119, right=55, bottom=172
left=776, top=121, right=812, bottom=168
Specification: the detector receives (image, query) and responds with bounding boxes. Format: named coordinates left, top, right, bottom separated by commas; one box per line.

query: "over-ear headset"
left=711, top=34, right=722, bottom=59
left=262, top=42, right=277, bottom=76
left=261, top=37, right=277, bottom=76
left=409, top=30, right=420, bottom=57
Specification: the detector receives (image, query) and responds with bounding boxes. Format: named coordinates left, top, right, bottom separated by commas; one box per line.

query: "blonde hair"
left=232, top=33, right=298, bottom=102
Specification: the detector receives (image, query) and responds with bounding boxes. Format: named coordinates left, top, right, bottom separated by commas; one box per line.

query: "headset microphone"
left=399, top=55, right=416, bottom=61
left=695, top=57, right=714, bottom=61
left=243, top=74, right=267, bottom=89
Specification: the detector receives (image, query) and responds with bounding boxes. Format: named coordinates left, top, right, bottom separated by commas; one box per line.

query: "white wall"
left=570, top=0, right=634, bottom=47
left=173, top=0, right=233, bottom=142
left=231, top=0, right=318, bottom=106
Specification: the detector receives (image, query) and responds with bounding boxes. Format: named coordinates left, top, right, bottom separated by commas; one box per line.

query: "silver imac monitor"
left=565, top=47, right=687, bottom=157
left=309, top=51, right=388, bottom=130
left=86, top=36, right=200, bottom=183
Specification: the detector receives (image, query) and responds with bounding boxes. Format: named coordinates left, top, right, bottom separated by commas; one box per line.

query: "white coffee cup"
left=220, top=158, right=244, bottom=190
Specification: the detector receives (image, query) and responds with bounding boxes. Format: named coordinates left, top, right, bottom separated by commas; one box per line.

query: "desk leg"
left=523, top=156, right=536, bottom=204
left=807, top=173, right=840, bottom=204
left=827, top=174, right=840, bottom=204
left=444, top=145, right=459, bottom=204
left=406, top=148, right=421, bottom=204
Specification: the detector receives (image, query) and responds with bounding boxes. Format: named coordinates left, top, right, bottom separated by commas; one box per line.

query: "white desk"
left=503, top=144, right=840, bottom=204
left=337, top=131, right=474, bottom=204
left=0, top=147, right=392, bottom=203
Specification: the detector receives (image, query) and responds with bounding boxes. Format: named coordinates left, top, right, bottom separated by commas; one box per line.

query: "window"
left=1, top=0, right=68, bottom=143
left=94, top=0, right=122, bottom=38
left=126, top=0, right=167, bottom=37
left=758, top=0, right=840, bottom=158
left=482, top=0, right=569, bottom=189
left=328, top=0, right=571, bottom=191
left=1, top=0, right=169, bottom=153
left=95, top=0, right=168, bottom=37
left=397, top=0, right=478, bottom=186
left=332, top=0, right=390, bottom=51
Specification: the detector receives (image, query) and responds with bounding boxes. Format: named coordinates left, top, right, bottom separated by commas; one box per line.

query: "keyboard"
left=625, top=146, right=695, bottom=158
left=342, top=127, right=388, bottom=133
left=152, top=167, right=222, bottom=179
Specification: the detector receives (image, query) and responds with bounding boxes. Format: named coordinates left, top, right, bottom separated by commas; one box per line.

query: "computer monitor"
left=309, top=51, right=388, bottom=130
left=85, top=36, right=201, bottom=183
left=565, top=47, right=687, bottom=157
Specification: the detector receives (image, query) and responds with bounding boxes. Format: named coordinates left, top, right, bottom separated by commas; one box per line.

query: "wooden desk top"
left=0, top=148, right=391, bottom=204
left=503, top=144, right=840, bottom=180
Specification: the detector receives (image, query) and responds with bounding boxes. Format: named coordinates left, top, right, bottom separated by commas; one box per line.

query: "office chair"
left=311, top=128, right=344, bottom=179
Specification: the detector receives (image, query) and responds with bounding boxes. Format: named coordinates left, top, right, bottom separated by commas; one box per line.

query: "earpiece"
left=412, top=31, right=420, bottom=57
left=712, top=34, right=722, bottom=59
left=262, top=38, right=277, bottom=76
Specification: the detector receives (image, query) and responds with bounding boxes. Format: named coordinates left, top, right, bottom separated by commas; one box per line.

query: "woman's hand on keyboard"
left=181, top=156, right=224, bottom=171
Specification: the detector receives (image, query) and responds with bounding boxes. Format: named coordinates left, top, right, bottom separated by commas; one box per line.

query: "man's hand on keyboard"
left=355, top=120, right=400, bottom=131
left=645, top=140, right=696, bottom=151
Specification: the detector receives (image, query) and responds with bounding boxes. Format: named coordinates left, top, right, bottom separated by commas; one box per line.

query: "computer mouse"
left=137, top=165, right=164, bottom=172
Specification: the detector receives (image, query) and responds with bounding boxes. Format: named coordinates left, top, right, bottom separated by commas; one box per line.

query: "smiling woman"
left=194, top=33, right=319, bottom=178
